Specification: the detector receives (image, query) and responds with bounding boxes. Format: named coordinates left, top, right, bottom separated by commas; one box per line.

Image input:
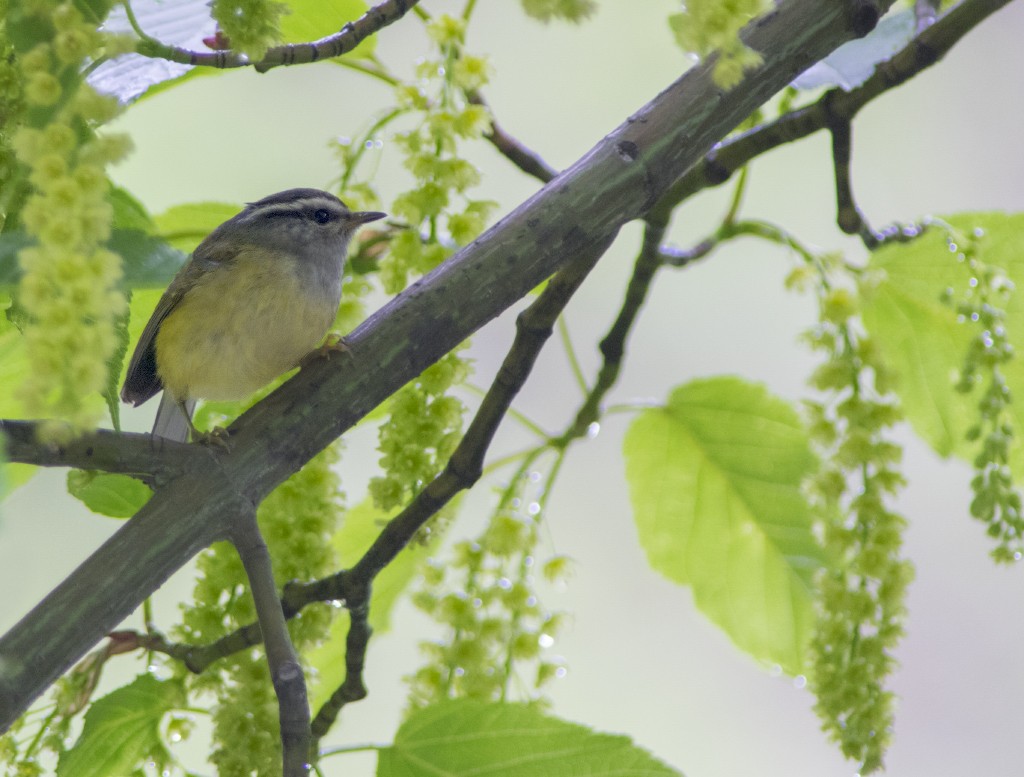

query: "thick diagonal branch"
left=0, top=0, right=893, bottom=731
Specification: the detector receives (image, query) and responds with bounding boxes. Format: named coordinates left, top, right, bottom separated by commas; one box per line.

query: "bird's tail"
left=152, top=393, right=196, bottom=443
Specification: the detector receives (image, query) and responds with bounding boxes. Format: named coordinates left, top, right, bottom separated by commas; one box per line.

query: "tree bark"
left=0, top=0, right=891, bottom=731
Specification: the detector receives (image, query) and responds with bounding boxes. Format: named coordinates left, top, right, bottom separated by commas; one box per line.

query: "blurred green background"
left=4, top=2, right=1024, bottom=774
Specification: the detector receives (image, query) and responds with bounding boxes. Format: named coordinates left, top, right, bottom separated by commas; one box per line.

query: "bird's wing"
left=119, top=239, right=237, bottom=406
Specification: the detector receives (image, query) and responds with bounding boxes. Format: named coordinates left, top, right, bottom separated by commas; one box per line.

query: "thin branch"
left=469, top=92, right=558, bottom=183
left=0, top=420, right=192, bottom=486
left=350, top=236, right=613, bottom=583
left=462, top=383, right=550, bottom=439
left=725, top=218, right=823, bottom=263
left=227, top=511, right=311, bottom=776
left=555, top=220, right=666, bottom=446
left=133, top=0, right=420, bottom=74
left=557, top=317, right=589, bottom=395
left=110, top=579, right=335, bottom=674
left=333, top=57, right=401, bottom=87
left=649, top=0, right=1013, bottom=222
left=721, top=163, right=750, bottom=226
left=553, top=165, right=801, bottom=448
left=829, top=115, right=927, bottom=249
left=308, top=594, right=370, bottom=752
left=121, top=0, right=151, bottom=43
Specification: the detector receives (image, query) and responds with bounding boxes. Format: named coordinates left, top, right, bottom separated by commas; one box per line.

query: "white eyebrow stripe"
left=248, top=198, right=345, bottom=219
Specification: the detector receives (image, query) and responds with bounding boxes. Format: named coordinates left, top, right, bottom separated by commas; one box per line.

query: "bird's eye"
left=312, top=209, right=332, bottom=224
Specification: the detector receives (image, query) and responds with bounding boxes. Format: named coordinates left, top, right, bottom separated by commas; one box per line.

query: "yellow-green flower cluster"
left=668, top=0, right=768, bottom=89
left=381, top=13, right=496, bottom=294
left=369, top=349, right=469, bottom=511
left=0, top=11, right=25, bottom=200
left=793, top=254, right=912, bottom=774
left=177, top=442, right=343, bottom=766
left=520, top=0, right=596, bottom=23
left=941, top=229, right=1023, bottom=561
left=11, top=1, right=130, bottom=436
left=407, top=471, right=569, bottom=708
left=210, top=0, right=286, bottom=62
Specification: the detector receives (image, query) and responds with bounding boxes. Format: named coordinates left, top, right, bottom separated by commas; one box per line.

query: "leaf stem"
left=557, top=316, right=589, bottom=395
left=318, top=742, right=388, bottom=757
left=335, top=57, right=402, bottom=87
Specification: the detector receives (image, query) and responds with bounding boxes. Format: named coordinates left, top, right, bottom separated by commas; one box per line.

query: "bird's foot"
left=300, top=333, right=352, bottom=368
left=190, top=425, right=231, bottom=450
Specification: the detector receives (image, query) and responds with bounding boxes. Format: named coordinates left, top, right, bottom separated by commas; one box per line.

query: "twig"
left=828, top=114, right=926, bottom=249
left=649, top=0, right=1013, bottom=223
left=308, top=594, right=370, bottom=749
left=555, top=220, right=667, bottom=445
left=133, top=0, right=421, bottom=74
left=227, top=511, right=311, bottom=776
left=557, top=317, right=589, bottom=395
left=110, top=574, right=348, bottom=673
left=0, top=420, right=191, bottom=487
left=469, top=92, right=558, bottom=183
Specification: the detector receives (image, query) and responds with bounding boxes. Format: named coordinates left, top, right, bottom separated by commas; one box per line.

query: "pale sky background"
left=4, top=2, right=1024, bottom=775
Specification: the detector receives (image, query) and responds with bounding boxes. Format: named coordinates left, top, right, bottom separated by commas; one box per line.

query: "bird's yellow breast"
left=154, top=251, right=339, bottom=402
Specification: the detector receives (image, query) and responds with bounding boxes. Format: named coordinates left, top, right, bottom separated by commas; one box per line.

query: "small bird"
left=120, top=188, right=385, bottom=442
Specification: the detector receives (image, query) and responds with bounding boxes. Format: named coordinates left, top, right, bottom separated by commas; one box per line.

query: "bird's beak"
left=352, top=211, right=387, bottom=224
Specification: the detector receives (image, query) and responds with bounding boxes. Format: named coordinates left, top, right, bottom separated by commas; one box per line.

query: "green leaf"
left=109, top=185, right=155, bottom=233
left=623, top=376, right=822, bottom=674
left=103, top=300, right=131, bottom=430
left=72, top=0, right=114, bottom=26
left=6, top=6, right=55, bottom=52
left=4, top=463, right=38, bottom=493
left=154, top=201, right=241, bottom=254
left=57, top=674, right=183, bottom=777
left=0, top=231, right=185, bottom=289
left=861, top=213, right=1024, bottom=470
left=67, top=471, right=152, bottom=518
left=281, top=0, right=376, bottom=59
left=308, top=496, right=439, bottom=709
left=0, top=309, right=38, bottom=492
left=0, top=233, right=33, bottom=286
left=109, top=230, right=188, bottom=288
left=0, top=436, right=6, bottom=524
left=123, top=287, right=163, bottom=374
left=126, top=65, right=222, bottom=105
left=0, top=326, right=30, bottom=416
left=378, top=699, right=682, bottom=777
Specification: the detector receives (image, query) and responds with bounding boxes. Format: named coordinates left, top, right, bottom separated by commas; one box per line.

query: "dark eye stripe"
left=246, top=196, right=344, bottom=223
left=262, top=209, right=305, bottom=220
